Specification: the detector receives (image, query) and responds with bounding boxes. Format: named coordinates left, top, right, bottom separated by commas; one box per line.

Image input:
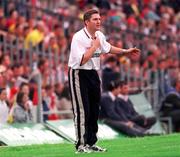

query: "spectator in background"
left=160, top=79, right=180, bottom=132
left=0, top=65, right=13, bottom=100
left=44, top=85, right=59, bottom=120
left=0, top=65, right=7, bottom=88
left=55, top=82, right=73, bottom=119
left=19, top=83, right=32, bottom=101
left=29, top=78, right=38, bottom=105
left=19, top=82, right=35, bottom=121
left=0, top=54, right=11, bottom=69
left=7, top=63, right=28, bottom=104
left=13, top=92, right=33, bottom=123
left=116, top=80, right=157, bottom=129
left=0, top=87, right=9, bottom=123
left=8, top=82, right=32, bottom=123
left=24, top=20, right=45, bottom=49
left=12, top=63, right=26, bottom=82
left=42, top=87, right=49, bottom=121
left=100, top=80, right=146, bottom=137
left=102, top=56, right=120, bottom=92
left=38, top=58, right=55, bottom=86
left=6, top=10, right=18, bottom=33
left=0, top=7, right=6, bottom=32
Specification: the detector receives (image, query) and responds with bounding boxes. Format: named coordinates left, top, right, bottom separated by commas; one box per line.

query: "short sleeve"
left=69, top=35, right=86, bottom=67
left=101, top=37, right=111, bottom=53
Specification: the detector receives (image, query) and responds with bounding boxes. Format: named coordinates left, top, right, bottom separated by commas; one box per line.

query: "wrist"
left=121, top=49, right=127, bottom=55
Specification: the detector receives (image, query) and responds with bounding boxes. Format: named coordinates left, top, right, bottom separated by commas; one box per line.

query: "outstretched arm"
left=109, top=45, right=141, bottom=58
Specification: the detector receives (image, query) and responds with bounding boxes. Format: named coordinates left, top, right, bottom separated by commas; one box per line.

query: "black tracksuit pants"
left=68, top=68, right=101, bottom=149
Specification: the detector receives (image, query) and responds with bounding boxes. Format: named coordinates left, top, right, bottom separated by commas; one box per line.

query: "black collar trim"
left=83, top=29, right=91, bottom=39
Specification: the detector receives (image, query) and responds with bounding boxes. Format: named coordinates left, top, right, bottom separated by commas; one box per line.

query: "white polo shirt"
left=68, top=27, right=111, bottom=70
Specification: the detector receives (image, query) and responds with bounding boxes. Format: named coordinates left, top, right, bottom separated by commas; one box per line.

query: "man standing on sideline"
left=68, top=9, right=140, bottom=153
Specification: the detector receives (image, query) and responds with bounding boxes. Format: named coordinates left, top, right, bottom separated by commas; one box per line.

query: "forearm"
left=109, top=45, right=128, bottom=55
left=80, top=46, right=97, bottom=65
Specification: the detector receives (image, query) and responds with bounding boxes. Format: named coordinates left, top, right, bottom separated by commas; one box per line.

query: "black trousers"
left=103, top=119, right=146, bottom=137
left=68, top=68, right=101, bottom=149
left=131, top=115, right=156, bottom=129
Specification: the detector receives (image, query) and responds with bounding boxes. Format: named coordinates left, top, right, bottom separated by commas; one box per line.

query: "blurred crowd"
left=0, top=0, right=179, bottom=132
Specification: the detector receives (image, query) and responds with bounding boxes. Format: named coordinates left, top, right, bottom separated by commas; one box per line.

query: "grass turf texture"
left=1, top=134, right=180, bottom=157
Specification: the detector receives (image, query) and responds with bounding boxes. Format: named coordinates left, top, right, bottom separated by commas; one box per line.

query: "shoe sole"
left=91, top=149, right=107, bottom=153
left=75, top=151, right=92, bottom=154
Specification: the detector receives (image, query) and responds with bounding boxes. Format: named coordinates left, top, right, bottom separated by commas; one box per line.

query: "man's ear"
left=84, top=20, right=88, bottom=26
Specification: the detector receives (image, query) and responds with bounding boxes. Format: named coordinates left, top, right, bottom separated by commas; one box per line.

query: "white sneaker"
left=89, top=145, right=107, bottom=152
left=75, top=145, right=92, bottom=154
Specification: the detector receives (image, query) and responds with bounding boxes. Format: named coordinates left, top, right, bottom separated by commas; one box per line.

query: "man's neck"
left=108, top=91, right=116, bottom=101
left=118, top=94, right=129, bottom=101
left=86, top=27, right=96, bottom=38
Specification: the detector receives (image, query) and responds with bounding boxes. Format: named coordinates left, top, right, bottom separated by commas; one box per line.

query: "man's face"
left=86, top=13, right=101, bottom=31
left=21, top=85, right=30, bottom=95
left=0, top=90, right=7, bottom=101
left=121, top=84, right=129, bottom=95
left=114, top=87, right=121, bottom=96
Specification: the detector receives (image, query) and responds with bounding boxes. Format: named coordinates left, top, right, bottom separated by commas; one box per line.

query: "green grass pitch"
left=1, top=134, right=180, bottom=157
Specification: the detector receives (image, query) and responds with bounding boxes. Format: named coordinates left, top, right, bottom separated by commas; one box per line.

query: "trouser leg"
left=69, top=69, right=88, bottom=149
left=104, top=119, right=145, bottom=137
left=68, top=69, right=100, bottom=149
left=87, top=76, right=101, bottom=146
